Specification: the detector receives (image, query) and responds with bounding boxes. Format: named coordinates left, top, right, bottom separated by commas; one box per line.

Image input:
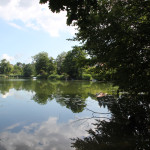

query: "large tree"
left=33, top=52, right=56, bottom=77
left=0, top=59, right=12, bottom=75
left=33, top=52, right=50, bottom=75
left=56, top=51, right=67, bottom=75
left=12, top=64, right=23, bottom=75
left=40, top=0, right=150, bottom=93
left=62, top=46, right=87, bottom=79
left=23, top=64, right=33, bottom=77
left=72, top=94, right=150, bottom=150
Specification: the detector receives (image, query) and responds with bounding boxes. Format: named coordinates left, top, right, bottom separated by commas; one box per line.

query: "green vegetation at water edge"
left=0, top=47, right=115, bottom=81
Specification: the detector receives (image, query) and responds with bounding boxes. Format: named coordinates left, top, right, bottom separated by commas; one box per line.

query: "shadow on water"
left=72, top=93, right=150, bottom=150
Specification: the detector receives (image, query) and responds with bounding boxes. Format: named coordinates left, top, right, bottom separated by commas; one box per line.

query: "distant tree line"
left=0, top=46, right=114, bottom=81
left=0, top=59, right=34, bottom=78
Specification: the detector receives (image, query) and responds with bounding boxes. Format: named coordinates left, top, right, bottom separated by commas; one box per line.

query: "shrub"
left=48, top=73, right=69, bottom=80
left=0, top=74, right=5, bottom=78
left=82, top=74, right=92, bottom=80
left=59, top=74, right=66, bottom=80
left=48, top=74, right=61, bottom=80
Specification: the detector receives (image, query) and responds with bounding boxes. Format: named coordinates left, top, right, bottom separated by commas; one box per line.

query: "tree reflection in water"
left=72, top=94, right=150, bottom=150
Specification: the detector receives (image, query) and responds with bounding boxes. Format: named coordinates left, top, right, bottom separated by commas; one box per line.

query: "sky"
left=0, top=0, right=78, bottom=64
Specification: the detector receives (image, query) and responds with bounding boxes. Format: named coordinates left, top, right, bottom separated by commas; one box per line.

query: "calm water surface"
left=0, top=79, right=117, bottom=150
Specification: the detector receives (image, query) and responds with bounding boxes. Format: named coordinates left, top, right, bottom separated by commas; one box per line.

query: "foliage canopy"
left=40, top=0, right=150, bottom=93
left=62, top=46, right=87, bottom=79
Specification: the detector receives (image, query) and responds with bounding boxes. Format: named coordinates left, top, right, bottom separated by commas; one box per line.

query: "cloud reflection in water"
left=0, top=117, right=96, bottom=150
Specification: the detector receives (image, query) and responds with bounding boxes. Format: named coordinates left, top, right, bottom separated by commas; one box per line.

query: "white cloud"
left=0, top=117, right=96, bottom=150
left=0, top=0, right=75, bottom=37
left=0, top=0, right=11, bottom=6
left=1, top=54, right=15, bottom=62
left=14, top=53, right=23, bottom=60
left=0, top=53, right=32, bottom=64
left=24, top=57, right=33, bottom=64
left=0, top=90, right=15, bottom=98
left=9, top=22, right=23, bottom=30
left=6, top=123, right=21, bottom=130
left=1, top=92, right=12, bottom=98
left=0, top=53, right=24, bottom=64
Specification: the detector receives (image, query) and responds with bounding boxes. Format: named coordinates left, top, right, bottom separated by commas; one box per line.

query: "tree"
left=62, top=46, right=87, bottom=79
left=72, top=94, right=150, bottom=150
left=49, top=56, right=56, bottom=74
left=40, top=0, right=150, bottom=93
left=16, top=62, right=24, bottom=68
left=33, top=52, right=50, bottom=75
left=0, top=59, right=12, bottom=75
left=33, top=52, right=56, bottom=78
left=56, top=52, right=67, bottom=74
left=23, top=64, right=33, bottom=77
left=40, top=0, right=99, bottom=25
left=12, top=64, right=23, bottom=75
left=39, top=2, right=150, bottom=149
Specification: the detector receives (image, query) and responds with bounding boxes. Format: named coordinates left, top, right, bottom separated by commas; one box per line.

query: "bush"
left=36, top=70, right=48, bottom=79
left=59, top=74, right=66, bottom=80
left=48, top=74, right=59, bottom=80
left=0, top=74, right=5, bottom=78
left=82, top=74, right=92, bottom=80
left=48, top=73, right=69, bottom=80
left=61, top=73, right=69, bottom=80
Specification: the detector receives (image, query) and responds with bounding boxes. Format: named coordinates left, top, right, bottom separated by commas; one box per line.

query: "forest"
left=0, top=46, right=114, bottom=81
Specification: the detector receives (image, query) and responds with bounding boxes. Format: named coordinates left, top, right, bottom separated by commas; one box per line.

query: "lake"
left=0, top=79, right=117, bottom=150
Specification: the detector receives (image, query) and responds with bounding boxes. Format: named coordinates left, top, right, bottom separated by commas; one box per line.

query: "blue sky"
left=0, top=0, right=78, bottom=64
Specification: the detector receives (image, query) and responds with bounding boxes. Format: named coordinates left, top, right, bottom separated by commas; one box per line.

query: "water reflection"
left=72, top=94, right=150, bottom=150
left=1, top=79, right=149, bottom=149
left=0, top=79, right=117, bottom=113
left=0, top=79, right=116, bottom=149
left=0, top=117, right=95, bottom=150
